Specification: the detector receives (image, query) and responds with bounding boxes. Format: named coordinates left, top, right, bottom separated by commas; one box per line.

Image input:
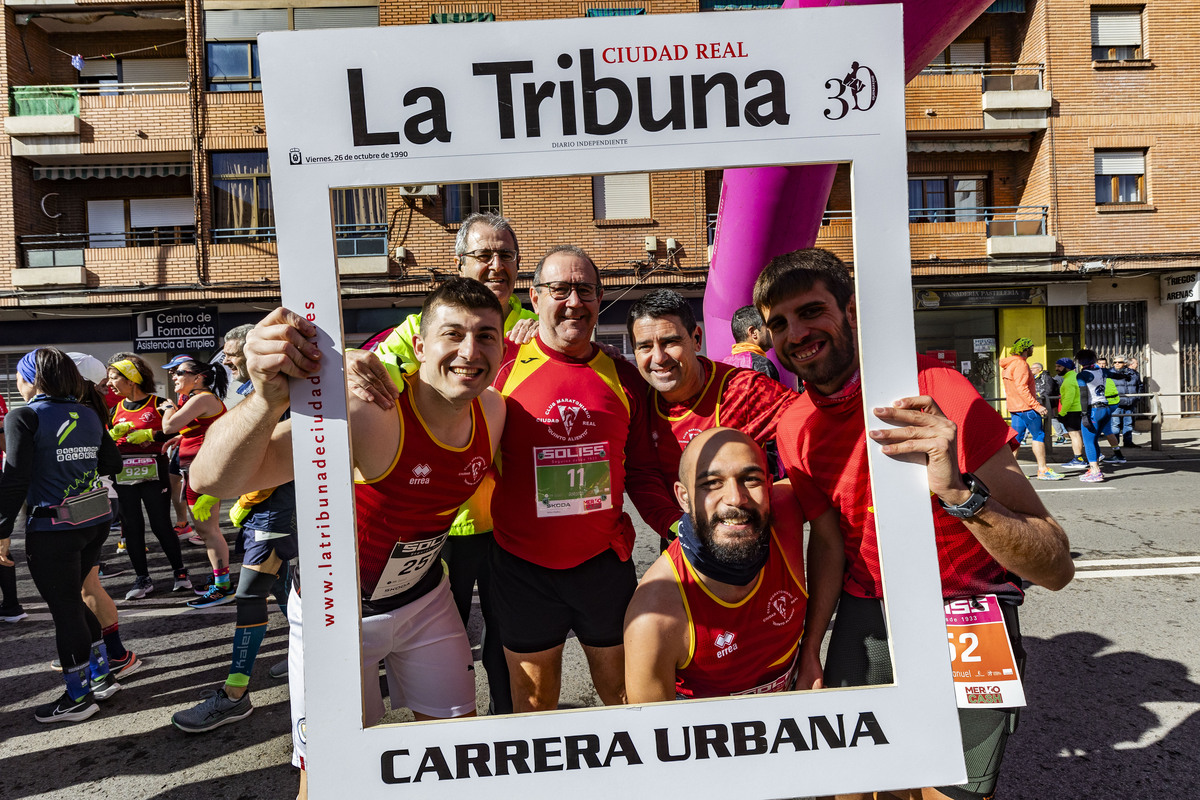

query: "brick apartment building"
left=0, top=0, right=1197, bottom=425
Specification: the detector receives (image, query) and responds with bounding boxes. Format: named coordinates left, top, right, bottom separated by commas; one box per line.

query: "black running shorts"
left=489, top=545, right=636, bottom=653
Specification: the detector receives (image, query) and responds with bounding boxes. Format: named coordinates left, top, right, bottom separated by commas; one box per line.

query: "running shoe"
left=187, top=585, right=234, bottom=609
left=1059, top=456, right=1087, bottom=470
left=268, top=660, right=288, bottom=680
left=185, top=533, right=205, bottom=547
left=173, top=572, right=194, bottom=592
left=97, top=562, right=125, bottom=579
left=1080, top=470, right=1106, bottom=483
left=116, top=538, right=127, bottom=553
left=35, top=691, right=99, bottom=724
left=90, top=673, right=122, bottom=701
left=1108, top=451, right=1127, bottom=464
left=172, top=688, right=253, bottom=733
left=0, top=604, right=27, bottom=623
left=1036, top=469, right=1066, bottom=481
left=109, top=651, right=142, bottom=679
left=174, top=523, right=193, bottom=537
left=124, top=576, right=154, bottom=600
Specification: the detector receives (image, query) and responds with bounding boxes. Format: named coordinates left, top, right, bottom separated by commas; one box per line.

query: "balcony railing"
left=213, top=227, right=277, bottom=243
left=917, top=62, right=1044, bottom=91
left=707, top=209, right=851, bottom=246
left=335, top=223, right=388, bottom=257
left=20, top=229, right=196, bottom=266
left=908, top=205, right=1048, bottom=235
left=9, top=82, right=189, bottom=116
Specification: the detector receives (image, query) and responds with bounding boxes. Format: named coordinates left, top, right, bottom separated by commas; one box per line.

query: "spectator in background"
left=1112, top=356, right=1143, bottom=448
left=0, top=390, right=23, bottom=623
left=1000, top=338, right=1063, bottom=481
left=1031, top=361, right=1067, bottom=446
left=1055, top=357, right=1088, bottom=470
left=724, top=305, right=780, bottom=382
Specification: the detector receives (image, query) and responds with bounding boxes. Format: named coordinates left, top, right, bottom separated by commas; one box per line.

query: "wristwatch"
left=937, top=472, right=990, bottom=519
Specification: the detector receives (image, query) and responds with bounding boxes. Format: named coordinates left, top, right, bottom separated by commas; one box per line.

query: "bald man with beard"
left=624, top=428, right=807, bottom=702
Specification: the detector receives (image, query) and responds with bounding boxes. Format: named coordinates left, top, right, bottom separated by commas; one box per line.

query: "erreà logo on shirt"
left=410, top=463, right=432, bottom=485
left=714, top=631, right=738, bottom=658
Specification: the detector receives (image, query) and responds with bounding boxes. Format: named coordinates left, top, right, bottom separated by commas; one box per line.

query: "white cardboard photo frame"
left=260, top=6, right=967, bottom=798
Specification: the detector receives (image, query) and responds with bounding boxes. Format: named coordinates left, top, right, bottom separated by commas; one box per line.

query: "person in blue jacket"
left=0, top=348, right=124, bottom=722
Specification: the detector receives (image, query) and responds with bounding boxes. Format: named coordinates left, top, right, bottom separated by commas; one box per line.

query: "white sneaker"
left=124, top=576, right=154, bottom=600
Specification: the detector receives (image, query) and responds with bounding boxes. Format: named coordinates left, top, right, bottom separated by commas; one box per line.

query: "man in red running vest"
left=624, top=428, right=807, bottom=702
left=190, top=278, right=507, bottom=800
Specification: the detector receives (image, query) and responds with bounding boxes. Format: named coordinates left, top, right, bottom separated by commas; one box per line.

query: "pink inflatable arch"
left=704, top=0, right=998, bottom=383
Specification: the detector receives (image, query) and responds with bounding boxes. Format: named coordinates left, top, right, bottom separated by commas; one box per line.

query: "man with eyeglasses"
left=344, top=212, right=535, bottom=715
left=490, top=244, right=680, bottom=713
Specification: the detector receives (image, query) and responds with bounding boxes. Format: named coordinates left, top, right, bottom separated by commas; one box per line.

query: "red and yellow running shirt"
left=492, top=336, right=677, bottom=570
left=111, top=395, right=166, bottom=455
left=354, top=373, right=493, bottom=595
left=776, top=356, right=1020, bottom=601
left=651, top=357, right=799, bottom=479
left=670, top=526, right=807, bottom=699
left=177, top=391, right=226, bottom=468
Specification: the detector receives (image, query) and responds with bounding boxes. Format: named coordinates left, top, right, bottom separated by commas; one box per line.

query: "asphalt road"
left=2, top=429, right=1199, bottom=800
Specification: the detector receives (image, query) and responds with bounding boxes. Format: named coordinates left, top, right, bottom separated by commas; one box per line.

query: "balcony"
left=20, top=227, right=196, bottom=266
left=909, top=63, right=1049, bottom=135
left=335, top=223, right=390, bottom=275
left=7, top=82, right=190, bottom=159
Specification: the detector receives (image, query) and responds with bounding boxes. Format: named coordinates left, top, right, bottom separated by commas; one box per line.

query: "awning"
left=33, top=163, right=192, bottom=180
left=908, top=139, right=1030, bottom=153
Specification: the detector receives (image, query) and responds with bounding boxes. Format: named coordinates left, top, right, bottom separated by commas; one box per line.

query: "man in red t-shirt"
left=753, top=248, right=1073, bottom=800
left=626, top=289, right=799, bottom=508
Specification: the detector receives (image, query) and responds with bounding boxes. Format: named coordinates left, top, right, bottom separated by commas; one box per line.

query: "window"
left=593, top=173, right=651, bottom=220
left=444, top=182, right=500, bottom=224
left=908, top=176, right=987, bottom=222
left=1094, top=150, right=1145, bottom=204
left=585, top=8, right=646, bottom=17
left=211, top=152, right=274, bottom=241
left=1091, top=8, right=1143, bottom=61
left=922, top=40, right=987, bottom=73
left=333, top=187, right=387, bottom=256
left=207, top=42, right=260, bottom=91
left=87, top=198, right=195, bottom=248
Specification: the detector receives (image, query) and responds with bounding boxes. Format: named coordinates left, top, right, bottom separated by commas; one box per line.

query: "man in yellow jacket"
left=1000, top=337, right=1064, bottom=481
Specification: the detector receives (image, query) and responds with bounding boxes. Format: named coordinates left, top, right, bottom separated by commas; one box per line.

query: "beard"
left=693, top=507, right=771, bottom=568
left=779, top=316, right=857, bottom=388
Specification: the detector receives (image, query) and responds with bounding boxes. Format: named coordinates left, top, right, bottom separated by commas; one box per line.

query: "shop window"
left=1094, top=150, right=1145, bottom=204
left=444, top=182, right=500, bottom=224
left=1091, top=7, right=1143, bottom=60
left=211, top=152, right=274, bottom=241
left=593, top=173, right=651, bottom=220
left=908, top=175, right=987, bottom=222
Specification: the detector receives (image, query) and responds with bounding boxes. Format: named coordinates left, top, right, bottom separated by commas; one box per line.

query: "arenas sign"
left=260, top=7, right=969, bottom=800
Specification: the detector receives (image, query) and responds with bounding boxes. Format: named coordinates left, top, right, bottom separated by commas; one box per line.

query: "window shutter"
left=80, top=60, right=118, bottom=78
left=293, top=7, right=380, bottom=30
left=120, top=58, right=188, bottom=83
left=1094, top=151, right=1144, bottom=175
left=205, top=9, right=288, bottom=39
left=130, top=198, right=194, bottom=229
left=87, top=200, right=126, bottom=247
left=593, top=173, right=650, bottom=219
left=948, top=41, right=986, bottom=65
left=1091, top=10, right=1142, bottom=46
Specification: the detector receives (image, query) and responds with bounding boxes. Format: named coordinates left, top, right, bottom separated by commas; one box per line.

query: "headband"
left=110, top=359, right=143, bottom=384
left=16, top=350, right=38, bottom=384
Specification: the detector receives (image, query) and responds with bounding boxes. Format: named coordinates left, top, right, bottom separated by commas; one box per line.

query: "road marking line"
left=1073, top=566, right=1200, bottom=579
left=1032, top=486, right=1113, bottom=492
left=1076, top=556, right=1200, bottom=567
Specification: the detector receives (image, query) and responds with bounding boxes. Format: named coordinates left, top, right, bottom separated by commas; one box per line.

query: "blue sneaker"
left=1060, top=457, right=1087, bottom=470
left=186, top=584, right=234, bottom=610
left=1107, top=450, right=1127, bottom=464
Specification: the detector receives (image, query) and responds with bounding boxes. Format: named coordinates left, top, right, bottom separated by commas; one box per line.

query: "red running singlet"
left=354, top=374, right=494, bottom=596
left=177, top=391, right=226, bottom=468
left=111, top=395, right=166, bottom=455
left=668, top=526, right=807, bottom=699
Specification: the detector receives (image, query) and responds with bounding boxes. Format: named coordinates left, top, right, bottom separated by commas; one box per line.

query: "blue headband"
left=17, top=350, right=38, bottom=384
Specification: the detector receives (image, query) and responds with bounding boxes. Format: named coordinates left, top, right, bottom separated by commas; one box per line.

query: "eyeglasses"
left=1114, top=361, right=1127, bottom=365
left=534, top=281, right=600, bottom=301
left=175, top=370, right=200, bottom=377
left=461, top=249, right=518, bottom=265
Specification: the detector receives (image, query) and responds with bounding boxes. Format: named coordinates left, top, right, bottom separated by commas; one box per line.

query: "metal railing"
left=212, top=227, right=276, bottom=243
left=906, top=205, right=1049, bottom=236
left=334, top=223, right=388, bottom=257
left=9, top=82, right=189, bottom=115
left=1004, top=391, right=1200, bottom=454
left=707, top=209, right=852, bottom=246
left=19, top=229, right=195, bottom=264
left=76, top=81, right=189, bottom=96
left=917, top=61, right=1044, bottom=91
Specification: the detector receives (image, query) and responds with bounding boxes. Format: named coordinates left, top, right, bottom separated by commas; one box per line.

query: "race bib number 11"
left=944, top=594, right=1026, bottom=709
left=533, top=442, right=612, bottom=518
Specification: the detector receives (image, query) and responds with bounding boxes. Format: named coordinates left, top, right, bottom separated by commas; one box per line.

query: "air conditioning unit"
left=398, top=184, right=437, bottom=197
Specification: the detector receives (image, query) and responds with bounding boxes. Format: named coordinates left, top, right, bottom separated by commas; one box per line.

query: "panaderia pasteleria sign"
left=260, top=6, right=969, bottom=799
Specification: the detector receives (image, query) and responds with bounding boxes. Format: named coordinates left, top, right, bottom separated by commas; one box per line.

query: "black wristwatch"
left=937, top=472, right=990, bottom=520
